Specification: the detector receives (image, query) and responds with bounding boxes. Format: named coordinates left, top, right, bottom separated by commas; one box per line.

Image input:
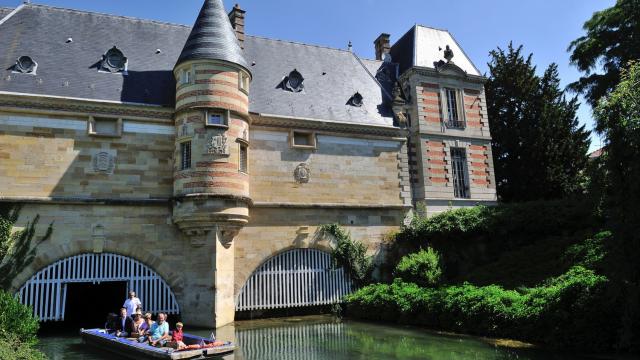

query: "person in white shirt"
left=123, top=291, right=142, bottom=317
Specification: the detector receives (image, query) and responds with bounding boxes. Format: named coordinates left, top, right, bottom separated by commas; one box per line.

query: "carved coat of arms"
left=92, top=151, right=116, bottom=174
left=294, top=163, right=310, bottom=183
left=207, top=134, right=230, bottom=155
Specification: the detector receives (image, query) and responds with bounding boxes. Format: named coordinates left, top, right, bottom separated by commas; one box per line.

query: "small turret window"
left=347, top=92, right=364, bottom=107
left=100, top=46, right=127, bottom=73
left=239, top=71, right=249, bottom=93
left=205, top=110, right=229, bottom=128
left=13, top=56, right=37, bottom=74
left=181, top=141, right=192, bottom=170
left=180, top=69, right=191, bottom=85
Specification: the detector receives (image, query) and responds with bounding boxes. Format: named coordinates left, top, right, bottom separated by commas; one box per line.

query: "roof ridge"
left=25, top=3, right=190, bottom=28
left=246, top=34, right=354, bottom=55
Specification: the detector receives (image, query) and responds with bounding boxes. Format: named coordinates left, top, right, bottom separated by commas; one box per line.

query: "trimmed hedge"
left=345, top=266, right=614, bottom=350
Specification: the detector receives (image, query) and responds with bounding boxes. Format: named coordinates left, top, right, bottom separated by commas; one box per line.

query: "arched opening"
left=236, top=249, right=353, bottom=317
left=17, top=253, right=180, bottom=329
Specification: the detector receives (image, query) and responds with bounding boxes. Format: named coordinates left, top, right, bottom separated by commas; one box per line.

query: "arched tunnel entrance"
left=17, top=253, right=180, bottom=330
left=235, top=249, right=353, bottom=318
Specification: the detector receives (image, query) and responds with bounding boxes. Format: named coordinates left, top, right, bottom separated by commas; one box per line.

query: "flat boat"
left=80, top=329, right=235, bottom=359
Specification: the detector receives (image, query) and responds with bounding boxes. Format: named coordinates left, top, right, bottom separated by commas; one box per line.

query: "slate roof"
left=0, top=3, right=396, bottom=126
left=391, top=25, right=482, bottom=76
left=176, top=0, right=249, bottom=72
left=0, top=7, right=13, bottom=20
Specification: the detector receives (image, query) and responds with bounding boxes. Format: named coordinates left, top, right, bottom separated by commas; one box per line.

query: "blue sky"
left=1, top=0, right=614, bottom=151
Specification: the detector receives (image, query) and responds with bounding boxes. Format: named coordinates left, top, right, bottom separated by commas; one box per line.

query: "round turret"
left=172, top=0, right=252, bottom=233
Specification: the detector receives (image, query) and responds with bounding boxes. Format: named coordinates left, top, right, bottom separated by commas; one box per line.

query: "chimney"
left=374, top=33, right=391, bottom=61
left=228, top=4, right=246, bottom=49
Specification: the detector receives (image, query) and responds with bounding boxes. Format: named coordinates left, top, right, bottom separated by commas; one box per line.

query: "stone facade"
left=0, top=2, right=496, bottom=328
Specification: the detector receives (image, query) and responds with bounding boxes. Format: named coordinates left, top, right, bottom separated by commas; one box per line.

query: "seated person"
left=148, top=313, right=171, bottom=347
left=167, top=322, right=186, bottom=350
left=137, top=313, right=155, bottom=343
left=115, top=307, right=134, bottom=337
left=130, top=311, right=148, bottom=338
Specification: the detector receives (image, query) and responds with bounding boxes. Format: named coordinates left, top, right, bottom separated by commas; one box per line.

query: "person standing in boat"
left=115, top=307, right=134, bottom=337
left=123, top=291, right=142, bottom=318
left=148, top=313, right=171, bottom=347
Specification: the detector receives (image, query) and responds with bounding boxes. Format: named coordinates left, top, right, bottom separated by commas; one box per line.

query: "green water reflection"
left=38, top=316, right=596, bottom=360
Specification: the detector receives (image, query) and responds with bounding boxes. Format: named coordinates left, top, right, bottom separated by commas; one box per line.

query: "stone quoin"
left=0, top=0, right=496, bottom=327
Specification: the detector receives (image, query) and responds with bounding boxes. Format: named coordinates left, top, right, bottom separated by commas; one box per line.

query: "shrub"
left=319, top=224, right=373, bottom=287
left=0, top=334, right=47, bottom=360
left=394, top=247, right=442, bottom=287
left=345, top=266, right=610, bottom=350
left=0, top=290, right=39, bottom=344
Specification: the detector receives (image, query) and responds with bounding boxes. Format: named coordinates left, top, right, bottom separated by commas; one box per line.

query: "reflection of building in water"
left=236, top=322, right=352, bottom=359
left=0, top=0, right=496, bottom=327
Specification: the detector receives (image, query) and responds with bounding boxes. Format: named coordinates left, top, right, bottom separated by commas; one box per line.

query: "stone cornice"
left=401, top=66, right=487, bottom=85
left=0, top=92, right=174, bottom=122
left=0, top=196, right=171, bottom=206
left=252, top=202, right=412, bottom=209
left=251, top=113, right=408, bottom=138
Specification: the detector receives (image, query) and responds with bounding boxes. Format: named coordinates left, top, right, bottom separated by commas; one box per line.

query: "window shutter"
left=457, top=89, right=466, bottom=127
left=439, top=88, right=448, bottom=127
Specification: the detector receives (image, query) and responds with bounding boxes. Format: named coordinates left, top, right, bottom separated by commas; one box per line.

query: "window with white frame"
left=180, top=141, right=192, bottom=170
left=443, top=88, right=465, bottom=129
left=450, top=147, right=470, bottom=198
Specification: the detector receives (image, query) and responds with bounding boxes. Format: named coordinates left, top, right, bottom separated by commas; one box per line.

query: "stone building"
left=0, top=1, right=496, bottom=327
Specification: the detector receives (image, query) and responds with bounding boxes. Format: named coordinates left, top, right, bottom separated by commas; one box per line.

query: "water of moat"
left=37, top=315, right=619, bottom=360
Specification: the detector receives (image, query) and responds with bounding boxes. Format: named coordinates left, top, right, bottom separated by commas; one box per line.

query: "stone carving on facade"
left=294, top=163, right=310, bottom=183
left=207, top=134, right=230, bottom=155
left=91, top=151, right=116, bottom=174
left=217, top=226, right=240, bottom=249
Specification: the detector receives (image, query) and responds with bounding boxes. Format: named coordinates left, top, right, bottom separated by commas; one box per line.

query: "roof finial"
left=348, top=41, right=353, bottom=52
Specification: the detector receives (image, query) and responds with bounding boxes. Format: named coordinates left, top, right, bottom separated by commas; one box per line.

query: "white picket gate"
left=236, top=249, right=353, bottom=311
left=17, top=253, right=179, bottom=322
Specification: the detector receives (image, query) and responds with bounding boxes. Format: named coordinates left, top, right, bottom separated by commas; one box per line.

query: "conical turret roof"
left=176, top=0, right=250, bottom=72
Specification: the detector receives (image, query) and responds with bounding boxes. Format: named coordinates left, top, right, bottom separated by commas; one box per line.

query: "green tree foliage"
left=394, top=248, right=442, bottom=287
left=0, top=204, right=52, bottom=290
left=486, top=44, right=591, bottom=202
left=0, top=290, right=45, bottom=360
left=0, top=290, right=39, bottom=344
left=319, top=224, right=373, bottom=287
left=594, top=61, right=640, bottom=350
left=568, top=0, right=640, bottom=107
left=0, top=334, right=47, bottom=360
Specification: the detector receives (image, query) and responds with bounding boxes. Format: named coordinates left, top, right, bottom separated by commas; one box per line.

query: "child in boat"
left=167, top=322, right=186, bottom=350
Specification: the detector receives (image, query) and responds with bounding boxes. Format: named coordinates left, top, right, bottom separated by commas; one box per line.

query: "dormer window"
left=347, top=92, right=364, bottom=107
left=100, top=46, right=127, bottom=73
left=284, top=69, right=304, bottom=92
left=13, top=56, right=37, bottom=74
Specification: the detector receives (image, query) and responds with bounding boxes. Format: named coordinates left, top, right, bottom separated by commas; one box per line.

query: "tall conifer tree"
left=486, top=44, right=591, bottom=202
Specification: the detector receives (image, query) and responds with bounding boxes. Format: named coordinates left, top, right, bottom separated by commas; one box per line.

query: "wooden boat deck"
left=81, top=329, right=235, bottom=359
